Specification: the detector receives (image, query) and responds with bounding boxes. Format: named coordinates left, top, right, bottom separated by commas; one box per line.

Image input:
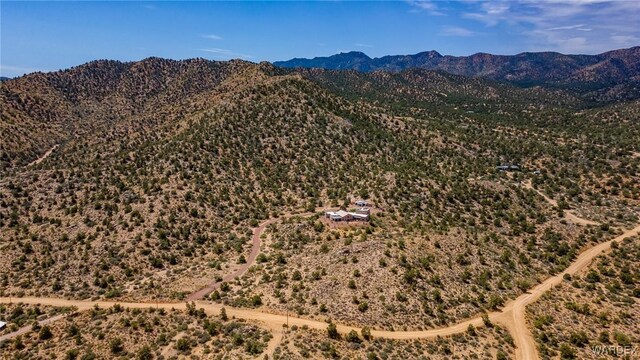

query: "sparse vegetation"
left=1, top=55, right=639, bottom=359
left=527, top=236, right=640, bottom=359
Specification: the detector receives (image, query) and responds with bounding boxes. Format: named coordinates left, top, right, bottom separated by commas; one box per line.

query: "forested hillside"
left=0, top=57, right=638, bottom=333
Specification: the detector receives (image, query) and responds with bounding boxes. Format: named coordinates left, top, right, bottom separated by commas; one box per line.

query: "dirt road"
left=2, top=223, right=638, bottom=359
left=522, top=180, right=558, bottom=207
left=0, top=314, right=66, bottom=343
left=185, top=217, right=279, bottom=301
left=564, top=210, right=599, bottom=226
left=522, top=180, right=599, bottom=226
left=0, top=296, right=488, bottom=339
left=27, top=144, right=59, bottom=167
left=186, top=210, right=322, bottom=301
left=493, top=223, right=640, bottom=360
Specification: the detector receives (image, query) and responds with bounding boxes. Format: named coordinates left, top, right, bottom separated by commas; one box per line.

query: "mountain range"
left=0, top=56, right=580, bottom=170
left=275, top=47, right=640, bottom=101
left=3, top=52, right=640, bottom=171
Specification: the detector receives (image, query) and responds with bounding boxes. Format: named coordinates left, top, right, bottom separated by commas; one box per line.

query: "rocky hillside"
left=0, top=58, right=638, bottom=328
left=1, top=57, right=579, bottom=170
left=0, top=57, right=269, bottom=169
left=291, top=67, right=582, bottom=110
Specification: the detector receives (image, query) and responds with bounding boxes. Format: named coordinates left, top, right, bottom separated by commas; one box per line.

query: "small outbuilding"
left=352, top=213, right=369, bottom=221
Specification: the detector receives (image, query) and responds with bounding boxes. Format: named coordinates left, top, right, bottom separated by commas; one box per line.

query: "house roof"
left=326, top=210, right=356, bottom=218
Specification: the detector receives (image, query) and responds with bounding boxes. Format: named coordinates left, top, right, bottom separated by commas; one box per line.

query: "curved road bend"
left=2, top=214, right=638, bottom=360
left=522, top=180, right=600, bottom=226
left=493, top=223, right=640, bottom=360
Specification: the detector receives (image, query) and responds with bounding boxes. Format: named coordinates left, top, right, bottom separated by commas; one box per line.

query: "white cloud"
left=355, top=43, right=374, bottom=48
left=440, top=26, right=476, bottom=37
left=202, top=34, right=223, bottom=40
left=0, top=64, right=46, bottom=77
left=610, top=35, right=640, bottom=46
left=462, top=0, right=640, bottom=53
left=199, top=48, right=252, bottom=59
left=550, top=36, right=589, bottom=53
left=406, top=0, right=445, bottom=15
left=408, top=0, right=436, bottom=10
left=546, top=24, right=591, bottom=31
left=463, top=1, right=511, bottom=26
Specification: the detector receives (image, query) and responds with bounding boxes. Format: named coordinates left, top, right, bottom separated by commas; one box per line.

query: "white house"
left=325, top=209, right=369, bottom=222
left=325, top=210, right=353, bottom=221
left=352, top=213, right=369, bottom=221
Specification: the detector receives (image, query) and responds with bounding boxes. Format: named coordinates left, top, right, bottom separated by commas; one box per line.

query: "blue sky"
left=1, top=1, right=639, bottom=77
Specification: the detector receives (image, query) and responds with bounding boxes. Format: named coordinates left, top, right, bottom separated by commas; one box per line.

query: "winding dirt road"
left=186, top=210, right=321, bottom=301
left=522, top=180, right=600, bottom=226
left=2, top=207, right=638, bottom=360
left=493, top=223, right=640, bottom=360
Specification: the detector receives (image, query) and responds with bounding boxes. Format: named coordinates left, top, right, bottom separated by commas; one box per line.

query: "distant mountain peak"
left=419, top=50, right=442, bottom=58
left=337, top=50, right=370, bottom=57
left=273, top=46, right=640, bottom=98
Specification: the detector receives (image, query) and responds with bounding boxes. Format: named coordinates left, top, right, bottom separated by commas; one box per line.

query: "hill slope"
left=0, top=57, right=638, bottom=332
left=0, top=57, right=263, bottom=169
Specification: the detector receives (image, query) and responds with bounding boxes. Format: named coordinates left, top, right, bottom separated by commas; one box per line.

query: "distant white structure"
left=355, top=200, right=368, bottom=207
left=0, top=320, right=6, bottom=330
left=496, top=163, right=520, bottom=171
left=325, top=209, right=369, bottom=222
